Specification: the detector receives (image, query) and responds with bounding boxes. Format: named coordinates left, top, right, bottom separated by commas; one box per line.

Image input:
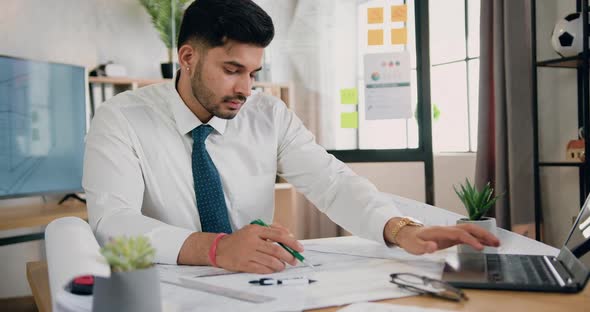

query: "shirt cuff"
left=145, top=226, right=194, bottom=264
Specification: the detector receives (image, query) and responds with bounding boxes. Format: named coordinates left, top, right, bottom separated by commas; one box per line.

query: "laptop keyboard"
left=486, top=254, right=557, bottom=285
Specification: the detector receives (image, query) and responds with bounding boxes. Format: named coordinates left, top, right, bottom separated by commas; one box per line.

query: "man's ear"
left=178, top=44, right=199, bottom=71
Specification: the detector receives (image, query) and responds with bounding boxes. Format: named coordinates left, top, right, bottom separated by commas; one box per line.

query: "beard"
left=190, top=60, right=247, bottom=120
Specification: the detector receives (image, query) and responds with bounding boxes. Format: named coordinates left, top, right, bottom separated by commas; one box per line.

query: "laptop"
left=442, top=195, right=590, bottom=293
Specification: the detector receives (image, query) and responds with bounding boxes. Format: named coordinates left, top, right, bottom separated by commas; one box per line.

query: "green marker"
left=250, top=219, right=315, bottom=270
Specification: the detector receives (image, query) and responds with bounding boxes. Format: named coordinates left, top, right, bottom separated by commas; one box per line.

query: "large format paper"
left=45, top=217, right=110, bottom=312
left=156, top=240, right=444, bottom=311
left=338, top=302, right=453, bottom=312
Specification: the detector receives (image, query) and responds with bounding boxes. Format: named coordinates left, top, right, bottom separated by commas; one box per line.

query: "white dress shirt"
left=83, top=81, right=401, bottom=264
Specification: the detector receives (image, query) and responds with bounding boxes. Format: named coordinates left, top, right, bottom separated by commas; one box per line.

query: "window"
left=281, top=0, right=479, bottom=154
left=429, top=0, right=480, bottom=152
left=355, top=0, right=419, bottom=150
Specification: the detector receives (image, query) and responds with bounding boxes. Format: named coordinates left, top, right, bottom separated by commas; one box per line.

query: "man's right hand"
left=214, top=223, right=303, bottom=274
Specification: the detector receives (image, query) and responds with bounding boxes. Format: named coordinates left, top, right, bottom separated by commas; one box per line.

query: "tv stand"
left=0, top=199, right=87, bottom=246
left=58, top=193, right=86, bottom=205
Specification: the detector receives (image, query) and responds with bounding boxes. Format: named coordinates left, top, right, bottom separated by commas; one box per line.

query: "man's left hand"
left=384, top=219, right=501, bottom=255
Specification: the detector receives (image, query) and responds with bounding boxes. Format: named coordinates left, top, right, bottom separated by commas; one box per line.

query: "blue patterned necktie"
left=192, top=124, right=233, bottom=233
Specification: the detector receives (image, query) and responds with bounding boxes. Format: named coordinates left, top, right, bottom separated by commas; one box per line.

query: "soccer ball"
left=551, top=12, right=587, bottom=57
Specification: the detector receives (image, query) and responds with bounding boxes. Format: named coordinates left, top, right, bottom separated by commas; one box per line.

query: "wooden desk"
left=309, top=286, right=590, bottom=312
left=26, top=259, right=590, bottom=312
left=26, top=262, right=51, bottom=312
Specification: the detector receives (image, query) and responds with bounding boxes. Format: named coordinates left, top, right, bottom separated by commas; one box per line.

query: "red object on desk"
left=70, top=275, right=94, bottom=295
left=73, top=275, right=94, bottom=285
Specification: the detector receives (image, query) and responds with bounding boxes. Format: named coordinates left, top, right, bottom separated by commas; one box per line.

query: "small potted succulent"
left=93, top=236, right=161, bottom=312
left=454, top=179, right=502, bottom=253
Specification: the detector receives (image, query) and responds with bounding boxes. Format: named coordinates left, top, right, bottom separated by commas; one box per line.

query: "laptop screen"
left=564, top=196, right=590, bottom=268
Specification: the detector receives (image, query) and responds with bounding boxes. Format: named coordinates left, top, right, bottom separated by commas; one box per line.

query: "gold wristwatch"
left=390, top=217, right=424, bottom=245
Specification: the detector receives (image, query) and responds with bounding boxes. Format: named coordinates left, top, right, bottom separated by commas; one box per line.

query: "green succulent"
left=139, top=0, right=191, bottom=63
left=100, top=236, right=156, bottom=272
left=453, top=179, right=502, bottom=221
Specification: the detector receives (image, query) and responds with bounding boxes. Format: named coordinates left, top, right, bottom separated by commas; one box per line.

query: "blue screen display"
left=0, top=56, right=86, bottom=198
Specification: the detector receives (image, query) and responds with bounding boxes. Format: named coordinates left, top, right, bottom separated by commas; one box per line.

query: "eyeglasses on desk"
left=390, top=272, right=468, bottom=302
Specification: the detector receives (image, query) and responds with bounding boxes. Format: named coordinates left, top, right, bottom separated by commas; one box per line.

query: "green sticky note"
left=340, top=88, right=358, bottom=104
left=341, top=112, right=359, bottom=128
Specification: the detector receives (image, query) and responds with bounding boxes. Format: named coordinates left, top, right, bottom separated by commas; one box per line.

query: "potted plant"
left=92, top=236, right=161, bottom=312
left=453, top=179, right=502, bottom=253
left=139, top=0, right=190, bottom=78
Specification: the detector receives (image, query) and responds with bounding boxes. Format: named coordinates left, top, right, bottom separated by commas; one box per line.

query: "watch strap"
left=391, top=217, right=423, bottom=245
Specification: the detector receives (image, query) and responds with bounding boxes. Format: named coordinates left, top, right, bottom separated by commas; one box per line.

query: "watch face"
left=405, top=216, right=423, bottom=226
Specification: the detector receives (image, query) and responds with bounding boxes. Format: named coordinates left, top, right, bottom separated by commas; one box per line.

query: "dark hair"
left=178, top=0, right=274, bottom=50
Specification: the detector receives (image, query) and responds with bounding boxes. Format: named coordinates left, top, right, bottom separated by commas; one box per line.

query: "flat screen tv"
left=0, top=55, right=87, bottom=199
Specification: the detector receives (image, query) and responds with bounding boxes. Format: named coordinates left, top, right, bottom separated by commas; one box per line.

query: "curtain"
left=475, top=0, right=536, bottom=238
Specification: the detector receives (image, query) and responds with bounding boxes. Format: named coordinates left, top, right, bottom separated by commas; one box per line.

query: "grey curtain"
left=475, top=0, right=536, bottom=237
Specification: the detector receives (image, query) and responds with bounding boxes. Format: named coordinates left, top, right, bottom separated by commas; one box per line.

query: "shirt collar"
left=167, top=72, right=227, bottom=136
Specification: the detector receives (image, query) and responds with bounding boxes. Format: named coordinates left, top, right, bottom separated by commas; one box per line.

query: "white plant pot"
left=456, top=217, right=497, bottom=253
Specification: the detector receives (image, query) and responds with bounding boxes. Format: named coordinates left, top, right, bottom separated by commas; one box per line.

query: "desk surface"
left=26, top=260, right=590, bottom=312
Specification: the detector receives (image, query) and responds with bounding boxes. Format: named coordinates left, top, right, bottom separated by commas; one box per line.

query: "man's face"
left=190, top=40, right=264, bottom=120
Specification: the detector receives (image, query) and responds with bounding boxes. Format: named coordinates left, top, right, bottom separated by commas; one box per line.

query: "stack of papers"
left=338, top=302, right=455, bottom=312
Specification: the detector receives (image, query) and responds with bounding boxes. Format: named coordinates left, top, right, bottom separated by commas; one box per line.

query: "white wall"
left=0, top=0, right=168, bottom=77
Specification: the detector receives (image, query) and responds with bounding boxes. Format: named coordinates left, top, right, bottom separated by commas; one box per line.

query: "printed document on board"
left=364, top=52, right=412, bottom=120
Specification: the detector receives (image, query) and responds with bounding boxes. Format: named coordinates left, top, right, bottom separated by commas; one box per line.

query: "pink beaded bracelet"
left=208, top=233, right=228, bottom=267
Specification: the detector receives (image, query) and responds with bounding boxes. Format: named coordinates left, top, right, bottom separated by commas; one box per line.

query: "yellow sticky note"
left=391, top=4, right=407, bottom=22
left=368, top=29, right=384, bottom=46
left=367, top=7, right=384, bottom=24
left=391, top=28, right=407, bottom=45
left=341, top=112, right=359, bottom=128
left=340, top=88, right=358, bottom=104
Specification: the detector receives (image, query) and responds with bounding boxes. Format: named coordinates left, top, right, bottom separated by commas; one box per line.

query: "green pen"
left=250, top=219, right=315, bottom=270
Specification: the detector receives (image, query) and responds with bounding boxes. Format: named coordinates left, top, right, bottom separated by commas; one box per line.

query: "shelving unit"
left=531, top=0, right=590, bottom=241
left=88, top=76, right=294, bottom=113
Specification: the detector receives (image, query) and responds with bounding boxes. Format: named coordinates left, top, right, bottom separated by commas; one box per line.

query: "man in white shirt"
left=83, top=0, right=499, bottom=274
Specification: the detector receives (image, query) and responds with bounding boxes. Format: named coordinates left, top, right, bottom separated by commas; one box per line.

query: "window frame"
left=429, top=0, right=479, bottom=153
left=328, top=0, right=435, bottom=204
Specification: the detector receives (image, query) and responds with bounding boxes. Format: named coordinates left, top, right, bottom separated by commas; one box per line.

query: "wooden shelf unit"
left=536, top=55, right=588, bottom=69
left=88, top=76, right=294, bottom=109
